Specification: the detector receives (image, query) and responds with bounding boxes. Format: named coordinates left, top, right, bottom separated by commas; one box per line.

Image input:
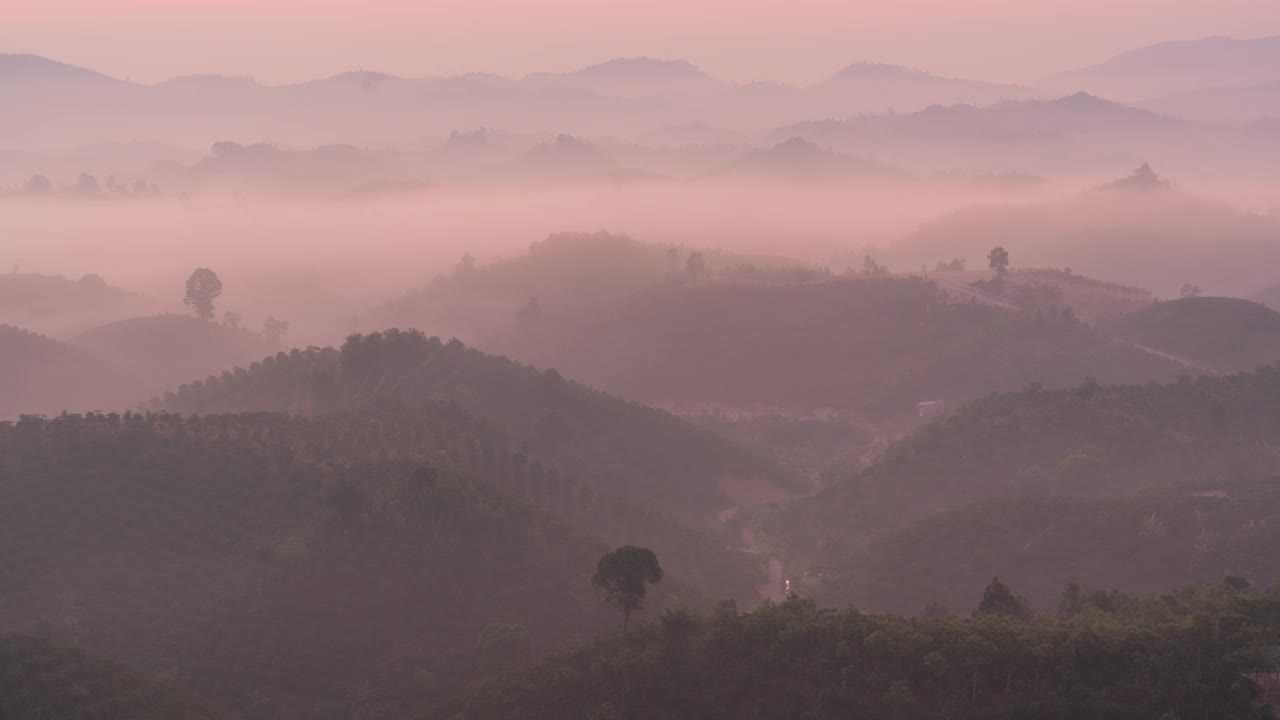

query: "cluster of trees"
left=460, top=581, right=1280, bottom=720
left=0, top=634, right=217, bottom=720
left=181, top=267, right=289, bottom=346
left=15, top=173, right=160, bottom=196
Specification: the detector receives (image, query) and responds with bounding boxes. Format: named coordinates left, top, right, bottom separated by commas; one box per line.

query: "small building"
left=916, top=400, right=946, bottom=418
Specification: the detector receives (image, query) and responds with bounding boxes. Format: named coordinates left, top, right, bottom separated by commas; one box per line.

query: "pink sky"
left=4, top=0, right=1279, bottom=85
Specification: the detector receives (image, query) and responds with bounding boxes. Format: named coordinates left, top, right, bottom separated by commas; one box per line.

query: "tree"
left=975, top=577, right=1029, bottom=618
left=685, top=251, right=706, bottom=278
left=262, top=316, right=290, bottom=348
left=862, top=254, right=889, bottom=276
left=516, top=297, right=542, bottom=325
left=1180, top=283, right=1203, bottom=298
left=74, top=173, right=100, bottom=195
left=457, top=252, right=477, bottom=275
left=23, top=174, right=53, bottom=194
left=222, top=311, right=243, bottom=330
left=987, top=247, right=1009, bottom=276
left=183, top=268, right=223, bottom=321
left=592, top=546, right=663, bottom=634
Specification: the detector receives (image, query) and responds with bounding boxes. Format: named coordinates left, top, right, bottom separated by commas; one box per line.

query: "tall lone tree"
left=591, top=546, right=663, bottom=634
left=184, top=268, right=223, bottom=321
left=987, top=246, right=1009, bottom=277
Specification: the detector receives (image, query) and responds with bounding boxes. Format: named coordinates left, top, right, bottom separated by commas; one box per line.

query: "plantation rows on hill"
left=156, top=329, right=797, bottom=524
left=0, top=408, right=726, bottom=719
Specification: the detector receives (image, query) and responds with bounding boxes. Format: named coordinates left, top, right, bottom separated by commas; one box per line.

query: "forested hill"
left=367, top=231, right=817, bottom=344
left=1114, top=296, right=1280, bottom=373
left=454, top=585, right=1280, bottom=720
left=767, top=365, right=1280, bottom=565
left=72, top=313, right=275, bottom=399
left=0, top=271, right=156, bottom=337
left=155, top=329, right=796, bottom=522
left=834, top=479, right=1280, bottom=614
left=0, top=323, right=142, bottom=418
left=0, top=408, right=709, bottom=718
left=490, top=275, right=1185, bottom=416
left=0, top=634, right=219, bottom=720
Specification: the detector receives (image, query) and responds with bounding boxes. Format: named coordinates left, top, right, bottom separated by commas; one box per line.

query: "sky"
left=4, top=0, right=1280, bottom=86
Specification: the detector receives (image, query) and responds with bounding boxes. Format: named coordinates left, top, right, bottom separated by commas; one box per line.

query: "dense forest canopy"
left=457, top=584, right=1280, bottom=720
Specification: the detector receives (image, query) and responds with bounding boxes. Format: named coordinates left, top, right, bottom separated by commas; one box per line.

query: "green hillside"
left=491, top=275, right=1185, bottom=418
left=0, top=634, right=218, bottom=720
left=0, top=324, right=142, bottom=418
left=0, top=271, right=156, bottom=337
left=155, top=329, right=795, bottom=523
left=368, top=231, right=817, bottom=344
left=1115, top=296, right=1280, bottom=372
left=831, top=480, right=1280, bottom=614
left=0, top=408, right=706, bottom=718
left=767, top=366, right=1280, bottom=565
left=72, top=314, right=274, bottom=399
left=455, top=585, right=1280, bottom=720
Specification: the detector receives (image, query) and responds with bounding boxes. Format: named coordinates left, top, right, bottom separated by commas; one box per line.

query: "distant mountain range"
left=1046, top=35, right=1280, bottom=104
left=0, top=53, right=1038, bottom=148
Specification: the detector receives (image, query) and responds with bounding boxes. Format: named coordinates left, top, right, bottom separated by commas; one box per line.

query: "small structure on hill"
left=916, top=400, right=946, bottom=418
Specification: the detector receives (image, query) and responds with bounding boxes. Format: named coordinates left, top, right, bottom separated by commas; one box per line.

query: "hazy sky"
left=5, top=0, right=1279, bottom=85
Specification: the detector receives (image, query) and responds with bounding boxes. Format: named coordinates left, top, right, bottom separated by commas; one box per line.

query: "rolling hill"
left=1114, top=296, right=1280, bottom=373
left=154, top=328, right=795, bottom=524
left=489, top=275, right=1186, bottom=418
left=0, top=408, right=706, bottom=718
left=0, top=272, right=157, bottom=338
left=893, top=165, right=1280, bottom=297
left=72, top=314, right=275, bottom=400
left=367, top=231, right=814, bottom=344
left=0, top=324, right=142, bottom=418
left=765, top=366, right=1280, bottom=573
left=830, top=479, right=1280, bottom=614
left=1045, top=35, right=1280, bottom=101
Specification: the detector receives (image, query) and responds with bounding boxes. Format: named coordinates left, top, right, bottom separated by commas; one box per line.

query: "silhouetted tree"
left=987, top=247, right=1009, bottom=276
left=863, top=254, right=889, bottom=276
left=457, top=252, right=477, bottom=275
left=685, top=251, right=706, bottom=278
left=592, top=546, right=664, bottom=634
left=222, top=311, right=242, bottom=330
left=23, top=174, right=53, bottom=194
left=74, top=173, right=100, bottom=195
left=262, top=316, right=290, bottom=348
left=517, top=297, right=542, bottom=324
left=183, top=268, right=223, bottom=321
left=1180, top=283, right=1203, bottom=298
left=976, top=577, right=1029, bottom=618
